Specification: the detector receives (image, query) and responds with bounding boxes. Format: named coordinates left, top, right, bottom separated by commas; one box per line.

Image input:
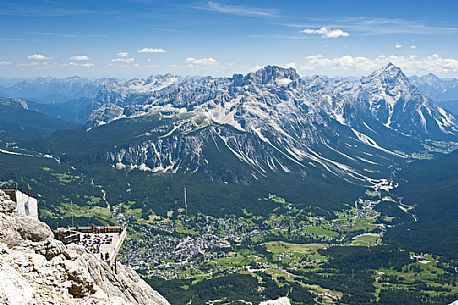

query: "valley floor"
left=117, top=189, right=458, bottom=305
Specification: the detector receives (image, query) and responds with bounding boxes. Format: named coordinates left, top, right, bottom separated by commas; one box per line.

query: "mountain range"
left=1, top=63, right=456, bottom=218
left=0, top=76, right=114, bottom=104
left=410, top=73, right=458, bottom=101
left=85, top=63, right=455, bottom=182
left=410, top=73, right=458, bottom=114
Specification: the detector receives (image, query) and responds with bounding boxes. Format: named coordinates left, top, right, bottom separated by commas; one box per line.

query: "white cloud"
left=112, top=57, right=135, bottom=63
left=191, top=1, right=279, bottom=18
left=63, top=62, right=94, bottom=68
left=302, top=27, right=349, bottom=38
left=395, top=43, right=403, bottom=48
left=284, top=62, right=297, bottom=69
left=300, top=54, right=458, bottom=75
left=70, top=55, right=89, bottom=61
left=0, top=61, right=12, bottom=66
left=117, top=52, right=129, bottom=57
left=137, top=48, right=165, bottom=53
left=410, top=45, right=417, bottom=49
left=185, top=57, right=217, bottom=66
left=302, top=55, right=377, bottom=71
left=19, top=61, right=48, bottom=67
left=27, top=54, right=51, bottom=60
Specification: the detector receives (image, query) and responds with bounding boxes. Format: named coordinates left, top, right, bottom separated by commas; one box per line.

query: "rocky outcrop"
left=259, top=297, right=291, bottom=305
left=0, top=190, right=170, bottom=305
left=0, top=98, right=28, bottom=110
left=87, top=103, right=125, bottom=127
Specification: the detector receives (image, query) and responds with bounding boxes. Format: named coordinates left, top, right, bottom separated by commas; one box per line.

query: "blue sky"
left=1, top=0, right=458, bottom=78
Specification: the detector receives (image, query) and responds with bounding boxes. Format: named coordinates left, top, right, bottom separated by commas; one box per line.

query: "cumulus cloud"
left=137, top=48, right=165, bottom=53
left=66, top=61, right=94, bottom=68
left=302, top=27, right=349, bottom=38
left=70, top=55, right=89, bottom=61
left=395, top=43, right=403, bottom=48
left=284, top=62, right=297, bottom=69
left=27, top=54, right=51, bottom=60
left=117, top=52, right=129, bottom=57
left=301, top=54, right=458, bottom=75
left=112, top=57, right=135, bottom=63
left=302, top=55, right=377, bottom=71
left=0, top=61, right=12, bottom=66
left=410, top=45, right=417, bottom=49
left=185, top=57, right=217, bottom=66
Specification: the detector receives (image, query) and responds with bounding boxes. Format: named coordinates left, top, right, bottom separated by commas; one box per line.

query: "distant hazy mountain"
left=0, top=77, right=116, bottom=104
left=409, top=73, right=458, bottom=114
left=0, top=98, right=80, bottom=140
left=410, top=73, right=458, bottom=101
left=0, top=77, right=27, bottom=88
left=25, top=98, right=93, bottom=124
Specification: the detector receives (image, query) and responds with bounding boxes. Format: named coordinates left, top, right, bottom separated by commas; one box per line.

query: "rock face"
left=0, top=190, right=170, bottom=305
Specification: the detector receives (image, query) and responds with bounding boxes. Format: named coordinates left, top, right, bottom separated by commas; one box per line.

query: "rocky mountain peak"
left=366, top=62, right=409, bottom=85
left=244, top=65, right=300, bottom=85
left=359, top=62, right=414, bottom=99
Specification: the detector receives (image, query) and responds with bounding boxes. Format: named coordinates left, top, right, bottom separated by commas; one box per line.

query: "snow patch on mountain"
left=275, top=78, right=293, bottom=86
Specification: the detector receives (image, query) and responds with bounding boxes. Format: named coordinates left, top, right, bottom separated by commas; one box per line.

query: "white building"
left=2, top=189, right=39, bottom=220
